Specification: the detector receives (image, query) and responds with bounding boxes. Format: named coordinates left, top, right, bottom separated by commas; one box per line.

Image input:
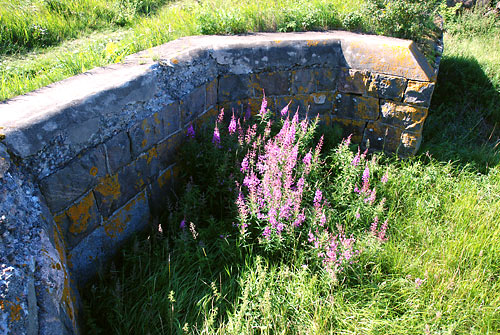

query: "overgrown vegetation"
left=1, top=0, right=442, bottom=101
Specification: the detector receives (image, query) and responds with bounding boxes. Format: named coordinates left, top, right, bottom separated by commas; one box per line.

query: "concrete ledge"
left=0, top=30, right=442, bottom=335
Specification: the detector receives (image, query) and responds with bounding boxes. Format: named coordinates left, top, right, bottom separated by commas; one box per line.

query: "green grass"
left=82, top=5, right=500, bottom=334
left=0, top=0, right=440, bottom=101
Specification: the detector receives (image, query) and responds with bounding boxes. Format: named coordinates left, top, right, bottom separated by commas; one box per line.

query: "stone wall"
left=0, top=31, right=442, bottom=334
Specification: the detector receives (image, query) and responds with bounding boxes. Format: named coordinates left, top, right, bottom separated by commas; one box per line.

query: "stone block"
left=93, top=146, right=160, bottom=218
left=249, top=71, right=291, bottom=97
left=53, top=191, right=102, bottom=250
left=148, top=167, right=174, bottom=216
left=291, top=67, right=338, bottom=94
left=68, top=190, right=150, bottom=285
left=362, top=122, right=403, bottom=153
left=333, top=93, right=379, bottom=121
left=129, top=102, right=180, bottom=157
left=337, top=68, right=370, bottom=95
left=180, top=85, right=206, bottom=126
left=380, top=101, right=428, bottom=132
left=206, top=79, right=218, bottom=109
left=404, top=80, right=435, bottom=107
left=156, top=131, right=184, bottom=170
left=39, top=145, right=107, bottom=213
left=367, top=73, right=407, bottom=101
left=331, top=117, right=367, bottom=143
left=218, top=74, right=252, bottom=102
left=292, top=68, right=316, bottom=94
left=104, top=131, right=131, bottom=174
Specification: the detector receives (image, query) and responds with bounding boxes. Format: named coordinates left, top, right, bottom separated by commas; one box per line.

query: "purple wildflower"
left=228, top=112, right=237, bottom=135
left=381, top=172, right=388, bottom=184
left=362, top=166, right=370, bottom=193
left=217, top=108, right=225, bottom=123
left=180, top=219, right=186, bottom=230
left=415, top=277, right=423, bottom=288
left=240, top=156, right=249, bottom=172
left=355, top=211, right=360, bottom=219
left=351, top=148, right=361, bottom=167
left=378, top=219, right=388, bottom=241
left=187, top=124, right=195, bottom=139
left=370, top=216, right=379, bottom=235
left=263, top=226, right=271, bottom=239
left=212, top=123, right=221, bottom=145
left=314, top=189, right=323, bottom=207
left=259, top=91, right=267, bottom=116
left=280, top=101, right=291, bottom=117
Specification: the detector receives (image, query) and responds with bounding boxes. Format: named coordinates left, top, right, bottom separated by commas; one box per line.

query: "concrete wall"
left=0, top=31, right=442, bottom=334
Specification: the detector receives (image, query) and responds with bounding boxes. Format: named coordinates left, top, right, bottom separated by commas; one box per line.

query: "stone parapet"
left=0, top=30, right=442, bottom=334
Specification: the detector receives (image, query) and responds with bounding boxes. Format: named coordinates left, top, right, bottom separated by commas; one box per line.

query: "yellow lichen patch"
left=141, top=138, right=148, bottom=148
left=104, top=213, right=126, bottom=239
left=52, top=225, right=78, bottom=326
left=146, top=146, right=158, bottom=165
left=141, top=119, right=151, bottom=134
left=274, top=40, right=282, bottom=44
left=0, top=299, right=22, bottom=321
left=89, top=166, right=98, bottom=177
left=406, top=80, right=431, bottom=93
left=401, top=132, right=421, bottom=148
left=153, top=113, right=161, bottom=125
left=94, top=174, right=121, bottom=201
left=171, top=58, right=179, bottom=64
left=66, top=192, right=96, bottom=235
left=158, top=169, right=172, bottom=189
left=307, top=40, right=319, bottom=47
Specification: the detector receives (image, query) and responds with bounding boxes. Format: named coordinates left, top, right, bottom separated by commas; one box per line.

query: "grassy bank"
left=0, top=0, right=440, bottom=101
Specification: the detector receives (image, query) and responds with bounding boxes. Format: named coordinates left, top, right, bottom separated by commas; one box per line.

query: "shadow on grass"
left=421, top=54, right=500, bottom=172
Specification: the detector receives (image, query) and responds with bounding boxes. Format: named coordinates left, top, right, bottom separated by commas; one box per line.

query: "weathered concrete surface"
left=0, top=30, right=442, bottom=334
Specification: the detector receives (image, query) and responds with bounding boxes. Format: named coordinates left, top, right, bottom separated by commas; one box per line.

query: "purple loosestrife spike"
left=314, top=189, right=323, bottom=207
left=280, top=101, right=291, bottom=117
left=212, top=123, right=221, bottom=146
left=355, top=211, right=361, bottom=219
left=263, top=226, right=271, bottom=239
left=343, top=134, right=352, bottom=147
left=381, top=172, right=388, bottom=184
left=259, top=91, right=267, bottom=116
left=187, top=124, right=195, bottom=139
left=351, top=148, right=361, bottom=167
left=415, top=278, right=423, bottom=288
left=180, top=219, right=186, bottom=230
left=362, top=166, right=370, bottom=193
left=228, top=112, right=237, bottom=135
left=217, top=108, right=225, bottom=123
left=370, top=216, right=379, bottom=235
left=378, top=219, right=388, bottom=241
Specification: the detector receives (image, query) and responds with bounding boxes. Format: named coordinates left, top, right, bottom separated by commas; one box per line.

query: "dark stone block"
left=180, top=85, right=206, bottom=126
left=367, top=73, right=407, bottom=101
left=250, top=71, right=291, bottom=97
left=93, top=147, right=160, bottom=218
left=404, top=81, right=435, bottom=107
left=129, top=102, right=180, bottom=157
left=379, top=101, right=428, bottom=132
left=337, top=68, right=370, bottom=95
left=333, top=93, right=379, bottom=121
left=104, top=131, right=131, bottom=174
left=217, top=74, right=252, bottom=102
left=39, top=146, right=107, bottom=213
left=53, top=191, right=102, bottom=250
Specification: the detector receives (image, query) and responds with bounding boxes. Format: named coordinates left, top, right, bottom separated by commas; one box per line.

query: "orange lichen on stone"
left=307, top=40, right=319, bottom=47
left=142, top=118, right=151, bottom=134
left=406, top=80, right=430, bottom=93
left=94, top=174, right=121, bottom=201
left=66, top=192, right=96, bottom=235
left=89, top=166, right=98, bottom=177
left=171, top=58, right=179, bottom=64
left=0, top=298, right=22, bottom=322
left=146, top=146, right=158, bottom=165
left=153, top=113, right=161, bottom=125
left=52, top=226, right=78, bottom=326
